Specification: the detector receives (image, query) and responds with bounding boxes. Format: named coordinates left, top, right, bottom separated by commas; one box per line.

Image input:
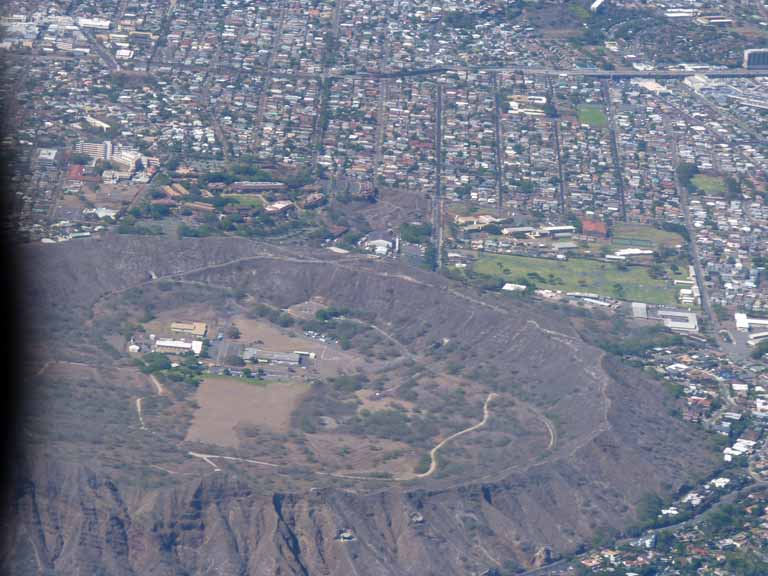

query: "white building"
left=37, top=148, right=58, bottom=166
left=155, top=339, right=203, bottom=356
left=735, top=313, right=768, bottom=332
left=657, top=309, right=699, bottom=332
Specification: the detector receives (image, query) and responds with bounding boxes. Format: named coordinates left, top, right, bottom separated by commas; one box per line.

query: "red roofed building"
left=151, top=198, right=178, bottom=207
left=581, top=218, right=608, bottom=238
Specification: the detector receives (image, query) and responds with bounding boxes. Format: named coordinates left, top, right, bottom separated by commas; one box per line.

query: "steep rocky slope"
left=5, top=235, right=719, bottom=575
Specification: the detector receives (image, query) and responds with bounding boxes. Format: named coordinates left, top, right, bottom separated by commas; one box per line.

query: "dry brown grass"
left=185, top=376, right=309, bottom=447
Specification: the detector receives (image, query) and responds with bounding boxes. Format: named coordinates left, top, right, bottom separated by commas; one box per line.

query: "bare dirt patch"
left=185, top=376, right=309, bottom=448
left=235, top=316, right=315, bottom=349
left=55, top=193, right=86, bottom=220
left=330, top=186, right=428, bottom=232
left=285, top=296, right=330, bottom=321
left=84, top=182, right=143, bottom=211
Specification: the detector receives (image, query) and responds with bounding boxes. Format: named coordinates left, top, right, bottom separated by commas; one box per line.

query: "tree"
left=649, top=263, right=665, bottom=279
left=227, top=325, right=241, bottom=339
left=543, top=102, right=558, bottom=117
left=399, top=222, right=432, bottom=244
left=675, top=162, right=698, bottom=192
left=140, top=352, right=171, bottom=373
left=751, top=340, right=768, bottom=360
left=725, top=176, right=741, bottom=200
left=723, top=551, right=768, bottom=575
left=636, top=492, right=663, bottom=524
left=423, top=242, right=438, bottom=271
left=654, top=530, right=675, bottom=551
left=661, top=221, right=690, bottom=242
left=517, top=179, right=535, bottom=194
left=69, top=153, right=92, bottom=165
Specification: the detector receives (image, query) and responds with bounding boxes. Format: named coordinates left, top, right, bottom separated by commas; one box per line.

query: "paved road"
left=602, top=81, right=627, bottom=221
left=492, top=73, right=504, bottom=212
left=669, top=141, right=723, bottom=341
left=372, top=77, right=387, bottom=181
left=668, top=132, right=735, bottom=412
left=252, top=0, right=287, bottom=145
left=546, top=77, right=567, bottom=216
left=200, top=43, right=231, bottom=162
left=441, top=65, right=768, bottom=79
left=80, top=28, right=120, bottom=71
left=355, top=65, right=768, bottom=81
left=140, top=59, right=768, bottom=83
left=433, top=83, right=445, bottom=269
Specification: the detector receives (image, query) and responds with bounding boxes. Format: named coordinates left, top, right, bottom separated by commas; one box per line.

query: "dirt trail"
left=34, top=361, right=53, bottom=377
left=528, top=406, right=557, bottom=451
left=187, top=451, right=384, bottom=482
left=136, top=398, right=146, bottom=430
left=408, top=392, right=497, bottom=480
left=149, top=374, right=165, bottom=395
left=182, top=387, right=562, bottom=487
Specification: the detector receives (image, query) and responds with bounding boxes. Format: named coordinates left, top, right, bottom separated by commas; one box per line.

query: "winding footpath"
left=410, top=392, right=497, bottom=479
left=187, top=392, right=500, bottom=483
left=149, top=374, right=165, bottom=396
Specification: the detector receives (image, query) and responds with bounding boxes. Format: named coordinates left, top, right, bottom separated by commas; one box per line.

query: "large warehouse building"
left=744, top=49, right=768, bottom=69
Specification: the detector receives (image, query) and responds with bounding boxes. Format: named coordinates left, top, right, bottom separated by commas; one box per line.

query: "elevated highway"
left=353, top=65, right=768, bottom=80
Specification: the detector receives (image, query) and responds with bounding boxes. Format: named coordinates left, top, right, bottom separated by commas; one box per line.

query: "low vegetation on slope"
left=12, top=235, right=719, bottom=575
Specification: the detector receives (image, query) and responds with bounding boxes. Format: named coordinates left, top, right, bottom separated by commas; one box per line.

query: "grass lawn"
left=204, top=373, right=268, bottom=387
left=222, top=194, right=263, bottom=207
left=578, top=105, right=609, bottom=128
left=474, top=254, right=682, bottom=305
left=447, top=204, right=480, bottom=217
left=691, top=174, right=726, bottom=195
left=613, top=223, right=685, bottom=248
left=569, top=3, right=591, bottom=20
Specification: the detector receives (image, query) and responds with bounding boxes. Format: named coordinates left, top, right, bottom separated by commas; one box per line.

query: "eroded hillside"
left=7, top=235, right=719, bottom=575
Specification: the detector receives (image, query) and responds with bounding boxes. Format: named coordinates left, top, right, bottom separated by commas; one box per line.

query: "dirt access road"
left=409, top=392, right=497, bottom=480
left=187, top=392, right=502, bottom=483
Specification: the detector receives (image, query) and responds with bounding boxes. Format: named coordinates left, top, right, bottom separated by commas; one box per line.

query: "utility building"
left=242, top=348, right=301, bottom=365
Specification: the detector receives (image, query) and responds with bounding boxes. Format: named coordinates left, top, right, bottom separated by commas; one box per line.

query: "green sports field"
left=691, top=174, right=726, bottom=195
left=578, top=105, right=609, bottom=128
left=613, top=223, right=685, bottom=248
left=474, top=253, right=682, bottom=305
left=222, top=194, right=263, bottom=207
